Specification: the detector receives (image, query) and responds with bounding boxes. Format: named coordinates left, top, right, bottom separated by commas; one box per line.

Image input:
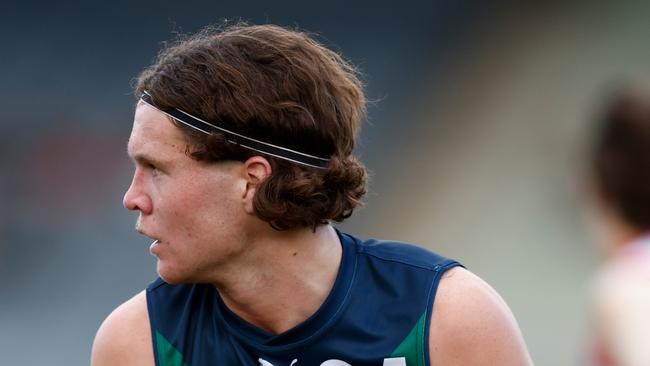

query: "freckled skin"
left=123, top=103, right=251, bottom=284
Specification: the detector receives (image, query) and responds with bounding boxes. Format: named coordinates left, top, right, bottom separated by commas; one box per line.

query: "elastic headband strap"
left=140, top=91, right=330, bottom=169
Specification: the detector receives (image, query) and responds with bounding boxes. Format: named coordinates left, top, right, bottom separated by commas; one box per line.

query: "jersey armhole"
left=146, top=286, right=161, bottom=366
left=423, top=260, right=463, bottom=366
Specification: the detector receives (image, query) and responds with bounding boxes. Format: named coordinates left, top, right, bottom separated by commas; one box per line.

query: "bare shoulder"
left=91, top=290, right=154, bottom=366
left=429, top=267, right=533, bottom=365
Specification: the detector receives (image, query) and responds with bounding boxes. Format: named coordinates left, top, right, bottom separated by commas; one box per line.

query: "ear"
left=241, top=156, right=272, bottom=214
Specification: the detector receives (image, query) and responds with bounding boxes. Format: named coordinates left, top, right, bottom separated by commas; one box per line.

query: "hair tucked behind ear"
left=254, top=156, right=367, bottom=230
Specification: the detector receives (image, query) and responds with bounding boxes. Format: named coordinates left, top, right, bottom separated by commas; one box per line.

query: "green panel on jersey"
left=156, top=331, right=189, bottom=366
left=390, top=312, right=427, bottom=366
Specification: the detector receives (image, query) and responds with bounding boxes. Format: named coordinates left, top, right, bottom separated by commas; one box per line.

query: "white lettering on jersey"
left=258, top=357, right=406, bottom=365
left=320, top=361, right=352, bottom=366
left=383, top=357, right=407, bottom=365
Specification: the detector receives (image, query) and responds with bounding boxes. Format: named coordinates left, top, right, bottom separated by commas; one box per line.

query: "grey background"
left=1, top=1, right=649, bottom=364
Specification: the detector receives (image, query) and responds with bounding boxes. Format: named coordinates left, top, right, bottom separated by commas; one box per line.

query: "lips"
left=150, top=239, right=162, bottom=256
left=137, top=227, right=163, bottom=255
left=137, top=227, right=161, bottom=243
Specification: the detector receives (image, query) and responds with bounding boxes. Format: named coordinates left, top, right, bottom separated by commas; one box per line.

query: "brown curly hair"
left=135, top=23, right=367, bottom=230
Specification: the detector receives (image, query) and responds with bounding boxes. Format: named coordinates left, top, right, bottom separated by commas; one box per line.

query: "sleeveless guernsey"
left=146, top=231, right=461, bottom=366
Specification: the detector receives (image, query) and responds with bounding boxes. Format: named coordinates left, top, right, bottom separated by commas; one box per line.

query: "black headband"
left=140, top=91, right=331, bottom=169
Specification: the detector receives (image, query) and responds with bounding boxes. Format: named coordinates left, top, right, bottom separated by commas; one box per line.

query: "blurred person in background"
left=586, top=85, right=650, bottom=366
left=91, top=23, right=532, bottom=366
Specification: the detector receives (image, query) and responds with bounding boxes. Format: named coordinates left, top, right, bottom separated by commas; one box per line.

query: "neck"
left=213, top=224, right=342, bottom=334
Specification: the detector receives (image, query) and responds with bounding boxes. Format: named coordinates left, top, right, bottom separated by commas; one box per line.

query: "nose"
left=123, top=170, right=153, bottom=214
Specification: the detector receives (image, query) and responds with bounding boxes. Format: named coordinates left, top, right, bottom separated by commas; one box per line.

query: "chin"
left=157, top=262, right=195, bottom=284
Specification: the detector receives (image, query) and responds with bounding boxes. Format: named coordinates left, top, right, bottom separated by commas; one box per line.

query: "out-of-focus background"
left=1, top=1, right=649, bottom=364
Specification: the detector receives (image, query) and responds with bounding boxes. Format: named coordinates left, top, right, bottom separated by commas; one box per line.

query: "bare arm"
left=91, top=291, right=154, bottom=366
left=429, top=267, right=533, bottom=365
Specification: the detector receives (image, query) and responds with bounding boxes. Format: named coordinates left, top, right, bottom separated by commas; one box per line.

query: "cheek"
left=158, top=168, right=244, bottom=236
left=172, top=183, right=240, bottom=235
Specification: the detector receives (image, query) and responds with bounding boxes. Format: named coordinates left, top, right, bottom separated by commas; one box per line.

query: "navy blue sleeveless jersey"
left=146, top=231, right=461, bottom=366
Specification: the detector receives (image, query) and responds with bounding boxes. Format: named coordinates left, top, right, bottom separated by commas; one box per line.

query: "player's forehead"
left=127, top=102, right=187, bottom=159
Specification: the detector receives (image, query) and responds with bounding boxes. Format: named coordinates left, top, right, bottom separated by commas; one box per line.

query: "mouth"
left=150, top=239, right=162, bottom=256
left=136, top=226, right=163, bottom=253
left=135, top=219, right=159, bottom=238
left=136, top=225, right=160, bottom=243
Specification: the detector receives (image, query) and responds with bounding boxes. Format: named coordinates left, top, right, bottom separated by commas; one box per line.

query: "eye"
left=146, top=163, right=162, bottom=176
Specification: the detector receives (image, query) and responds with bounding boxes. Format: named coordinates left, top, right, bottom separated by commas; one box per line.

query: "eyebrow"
left=130, top=150, right=170, bottom=167
left=126, top=141, right=164, bottom=165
